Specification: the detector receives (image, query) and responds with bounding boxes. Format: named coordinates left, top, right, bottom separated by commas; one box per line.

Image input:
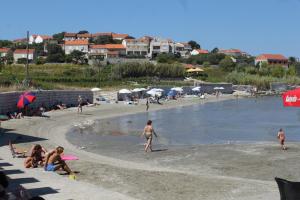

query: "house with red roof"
left=191, top=49, right=209, bottom=56
left=122, top=37, right=151, bottom=57
left=13, top=49, right=36, bottom=63
left=112, top=33, right=130, bottom=40
left=29, top=34, right=53, bottom=44
left=255, top=54, right=288, bottom=67
left=219, top=49, right=244, bottom=57
left=0, top=48, right=10, bottom=57
left=89, top=44, right=126, bottom=58
left=63, top=40, right=89, bottom=54
left=63, top=33, right=77, bottom=41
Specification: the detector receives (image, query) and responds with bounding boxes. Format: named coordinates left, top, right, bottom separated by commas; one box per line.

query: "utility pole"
left=24, top=31, right=30, bottom=87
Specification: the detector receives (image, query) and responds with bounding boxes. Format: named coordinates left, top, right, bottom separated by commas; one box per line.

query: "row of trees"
left=112, top=62, right=185, bottom=79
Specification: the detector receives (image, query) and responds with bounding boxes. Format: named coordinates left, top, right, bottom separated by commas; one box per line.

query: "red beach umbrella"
left=17, top=92, right=36, bottom=109
left=282, top=88, right=300, bottom=107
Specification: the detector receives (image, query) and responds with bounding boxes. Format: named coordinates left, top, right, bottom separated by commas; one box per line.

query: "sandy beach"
left=1, top=94, right=294, bottom=199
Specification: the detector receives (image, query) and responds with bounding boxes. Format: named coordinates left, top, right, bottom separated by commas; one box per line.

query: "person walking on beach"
left=141, top=120, right=158, bottom=152
left=146, top=98, right=149, bottom=111
left=277, top=128, right=287, bottom=150
left=77, top=95, right=83, bottom=113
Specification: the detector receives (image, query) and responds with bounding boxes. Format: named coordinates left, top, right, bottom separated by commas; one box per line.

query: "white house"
left=89, top=44, right=126, bottom=58
left=122, top=38, right=150, bottom=57
left=13, top=49, right=36, bottom=62
left=63, top=40, right=89, bottom=55
left=112, top=33, right=130, bottom=41
left=0, top=48, right=10, bottom=57
left=191, top=49, right=209, bottom=56
left=175, top=42, right=192, bottom=58
left=149, top=37, right=175, bottom=58
left=29, top=34, right=52, bottom=44
left=63, top=33, right=77, bottom=41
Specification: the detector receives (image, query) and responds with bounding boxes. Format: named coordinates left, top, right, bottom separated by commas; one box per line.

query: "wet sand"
left=0, top=94, right=291, bottom=199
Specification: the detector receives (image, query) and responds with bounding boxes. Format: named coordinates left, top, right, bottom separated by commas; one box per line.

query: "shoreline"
left=0, top=94, right=284, bottom=199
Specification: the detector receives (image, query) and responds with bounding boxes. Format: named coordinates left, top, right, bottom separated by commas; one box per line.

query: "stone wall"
left=0, top=90, right=94, bottom=114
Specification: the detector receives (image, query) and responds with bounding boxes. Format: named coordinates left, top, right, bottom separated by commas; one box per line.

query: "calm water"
left=67, top=96, right=300, bottom=150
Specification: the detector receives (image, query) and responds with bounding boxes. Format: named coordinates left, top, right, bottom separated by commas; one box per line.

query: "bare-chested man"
left=44, top=146, right=74, bottom=174
left=277, top=128, right=287, bottom=150
left=141, top=120, right=158, bottom=152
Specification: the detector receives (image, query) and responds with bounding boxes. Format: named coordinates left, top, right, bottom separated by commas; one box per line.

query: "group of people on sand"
left=23, top=144, right=75, bottom=176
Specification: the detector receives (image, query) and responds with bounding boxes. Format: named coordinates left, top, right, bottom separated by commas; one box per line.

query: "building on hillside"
left=219, top=49, right=243, bottom=57
left=13, top=49, right=36, bottom=63
left=175, top=42, right=192, bottom=58
left=77, top=33, right=92, bottom=40
left=29, top=34, right=53, bottom=44
left=112, top=33, right=130, bottom=40
left=63, top=33, right=77, bottom=41
left=13, top=38, right=27, bottom=44
left=63, top=40, right=89, bottom=54
left=149, top=38, right=175, bottom=58
left=89, top=44, right=126, bottom=59
left=0, top=48, right=10, bottom=57
left=92, top=32, right=113, bottom=38
left=255, top=54, right=288, bottom=67
left=190, top=49, right=209, bottom=56
left=122, top=38, right=150, bottom=57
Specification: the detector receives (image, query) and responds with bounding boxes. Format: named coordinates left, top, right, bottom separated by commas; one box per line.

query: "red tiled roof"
left=64, top=40, right=89, bottom=45
left=90, top=44, right=125, bottom=49
left=14, top=49, right=35, bottom=54
left=77, top=33, right=92, bottom=38
left=219, top=49, right=242, bottom=54
left=112, top=33, right=129, bottom=39
left=32, top=34, right=53, bottom=40
left=92, top=32, right=113, bottom=37
left=13, top=38, right=27, bottom=43
left=0, top=48, right=10, bottom=53
left=256, top=54, right=288, bottom=61
left=64, top=33, right=77, bottom=37
left=195, top=49, right=209, bottom=54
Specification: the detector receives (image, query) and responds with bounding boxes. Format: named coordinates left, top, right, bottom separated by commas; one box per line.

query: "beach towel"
left=61, top=155, right=79, bottom=161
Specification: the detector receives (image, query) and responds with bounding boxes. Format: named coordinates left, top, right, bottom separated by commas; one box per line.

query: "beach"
left=1, top=94, right=294, bottom=199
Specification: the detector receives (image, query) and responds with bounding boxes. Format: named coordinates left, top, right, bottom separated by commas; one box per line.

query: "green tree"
left=91, top=35, right=113, bottom=44
left=219, top=57, right=236, bottom=72
left=270, top=65, right=285, bottom=78
left=52, top=32, right=66, bottom=43
left=211, top=47, right=219, bottom=54
left=5, top=51, right=14, bottom=65
left=287, top=65, right=297, bottom=76
left=188, top=40, right=200, bottom=49
left=46, top=44, right=65, bottom=63
left=67, top=50, right=87, bottom=64
left=156, top=53, right=177, bottom=63
left=0, top=40, right=13, bottom=48
left=289, top=56, right=297, bottom=64
left=77, top=30, right=89, bottom=34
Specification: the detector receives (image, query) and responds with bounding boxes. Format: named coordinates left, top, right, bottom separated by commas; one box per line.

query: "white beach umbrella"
left=146, top=90, right=162, bottom=97
left=132, top=88, right=147, bottom=92
left=192, top=86, right=201, bottom=92
left=119, top=89, right=132, bottom=94
left=171, top=87, right=184, bottom=92
left=151, top=88, right=164, bottom=92
left=91, top=87, right=101, bottom=92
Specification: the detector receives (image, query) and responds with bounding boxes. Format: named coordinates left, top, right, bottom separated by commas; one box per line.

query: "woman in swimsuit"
left=24, top=144, right=47, bottom=168
left=141, top=120, right=158, bottom=152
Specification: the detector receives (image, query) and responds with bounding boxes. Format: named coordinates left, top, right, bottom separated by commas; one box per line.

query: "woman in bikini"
left=141, top=120, right=158, bottom=152
left=24, top=144, right=47, bottom=168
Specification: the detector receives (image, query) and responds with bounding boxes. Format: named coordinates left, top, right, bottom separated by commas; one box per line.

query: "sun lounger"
left=275, top=177, right=300, bottom=200
left=9, top=140, right=27, bottom=158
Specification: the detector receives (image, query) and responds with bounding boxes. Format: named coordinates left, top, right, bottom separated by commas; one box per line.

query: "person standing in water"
left=277, top=128, right=287, bottom=150
left=77, top=95, right=83, bottom=113
left=141, top=120, right=158, bottom=152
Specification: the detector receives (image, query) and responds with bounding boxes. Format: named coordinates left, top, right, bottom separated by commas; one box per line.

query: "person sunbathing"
left=24, top=144, right=47, bottom=168
left=44, top=146, right=74, bottom=175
